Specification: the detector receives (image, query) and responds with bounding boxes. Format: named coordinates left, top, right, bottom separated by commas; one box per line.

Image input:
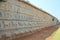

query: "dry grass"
left=46, top=27, right=60, bottom=40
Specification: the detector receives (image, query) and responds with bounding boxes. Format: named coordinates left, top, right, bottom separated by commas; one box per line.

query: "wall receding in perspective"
left=0, top=0, right=58, bottom=37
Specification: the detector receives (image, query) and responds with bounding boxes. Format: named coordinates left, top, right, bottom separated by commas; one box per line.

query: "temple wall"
left=0, top=0, right=58, bottom=37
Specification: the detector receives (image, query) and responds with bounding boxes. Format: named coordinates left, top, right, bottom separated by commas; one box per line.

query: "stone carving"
left=0, top=12, right=34, bottom=21
left=0, top=20, right=41, bottom=30
left=0, top=23, right=1, bottom=28
left=0, top=21, right=4, bottom=29
left=18, top=22, right=23, bottom=26
left=3, top=21, right=10, bottom=28
left=0, top=12, right=2, bottom=17
left=0, top=11, right=40, bottom=21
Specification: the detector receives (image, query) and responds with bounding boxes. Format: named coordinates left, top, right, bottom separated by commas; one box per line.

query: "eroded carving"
left=0, top=12, right=2, bottom=17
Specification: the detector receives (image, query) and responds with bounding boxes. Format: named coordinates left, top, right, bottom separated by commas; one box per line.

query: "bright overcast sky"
left=28, top=0, right=60, bottom=20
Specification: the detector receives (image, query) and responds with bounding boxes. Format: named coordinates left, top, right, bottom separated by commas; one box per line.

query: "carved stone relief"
left=0, top=12, right=2, bottom=17
left=0, top=21, right=4, bottom=31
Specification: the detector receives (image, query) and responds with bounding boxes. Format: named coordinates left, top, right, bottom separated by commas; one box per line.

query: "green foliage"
left=0, top=0, right=6, bottom=2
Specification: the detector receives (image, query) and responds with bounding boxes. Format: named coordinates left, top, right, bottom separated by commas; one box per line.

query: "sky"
left=28, top=0, right=60, bottom=20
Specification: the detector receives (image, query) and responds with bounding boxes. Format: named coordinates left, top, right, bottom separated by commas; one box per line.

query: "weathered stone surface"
left=0, top=0, right=59, bottom=39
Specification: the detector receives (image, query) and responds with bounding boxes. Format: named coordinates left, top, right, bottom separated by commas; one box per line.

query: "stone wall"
left=0, top=0, right=58, bottom=37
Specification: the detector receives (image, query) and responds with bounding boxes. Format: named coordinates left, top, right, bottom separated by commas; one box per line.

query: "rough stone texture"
left=0, top=0, right=59, bottom=39
left=0, top=25, right=58, bottom=40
